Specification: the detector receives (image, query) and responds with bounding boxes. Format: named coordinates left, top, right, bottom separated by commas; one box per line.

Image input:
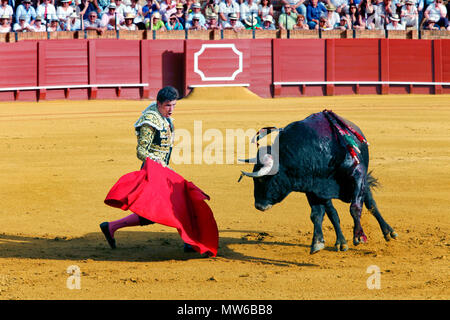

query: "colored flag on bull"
left=104, top=159, right=219, bottom=257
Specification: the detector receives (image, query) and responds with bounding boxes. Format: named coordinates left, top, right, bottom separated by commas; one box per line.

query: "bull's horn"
left=238, top=157, right=257, bottom=163
left=240, top=154, right=274, bottom=179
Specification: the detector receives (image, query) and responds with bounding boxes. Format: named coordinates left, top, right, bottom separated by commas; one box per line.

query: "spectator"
left=348, top=3, right=366, bottom=28
left=279, top=3, right=298, bottom=30
left=240, top=0, right=259, bottom=23
left=186, top=2, right=205, bottom=27
left=367, top=0, right=388, bottom=29
left=57, top=0, right=73, bottom=21
left=281, top=0, right=307, bottom=18
left=203, top=0, right=219, bottom=20
left=261, top=13, right=276, bottom=29
left=337, top=14, right=351, bottom=28
left=142, top=0, right=160, bottom=26
left=401, top=0, right=418, bottom=28
left=174, top=2, right=185, bottom=27
left=187, top=12, right=206, bottom=29
left=424, top=0, right=449, bottom=29
left=78, top=0, right=101, bottom=21
left=325, top=3, right=341, bottom=28
left=84, top=10, right=105, bottom=33
left=258, top=0, right=274, bottom=21
left=218, top=0, right=240, bottom=27
left=120, top=12, right=136, bottom=29
left=165, top=12, right=183, bottom=29
left=223, top=11, right=244, bottom=30
left=331, top=0, right=350, bottom=15
left=66, top=11, right=81, bottom=30
left=97, top=0, right=110, bottom=15
left=101, top=2, right=124, bottom=29
left=0, top=0, right=13, bottom=19
left=293, top=13, right=309, bottom=28
left=319, top=14, right=334, bottom=29
left=414, top=0, right=425, bottom=25
left=15, top=0, right=36, bottom=25
left=125, top=0, right=145, bottom=30
left=46, top=16, right=61, bottom=31
left=243, top=12, right=261, bottom=29
left=386, top=12, right=406, bottom=28
left=13, top=14, right=32, bottom=31
left=159, top=0, right=175, bottom=23
left=149, top=11, right=165, bottom=30
left=112, top=0, right=127, bottom=16
left=0, top=13, right=11, bottom=32
left=37, top=0, right=56, bottom=23
left=30, top=15, right=46, bottom=31
left=306, top=0, right=327, bottom=29
left=205, top=12, right=221, bottom=29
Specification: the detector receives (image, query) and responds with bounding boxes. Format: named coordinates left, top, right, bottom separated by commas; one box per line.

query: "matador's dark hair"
left=157, top=86, right=179, bottom=103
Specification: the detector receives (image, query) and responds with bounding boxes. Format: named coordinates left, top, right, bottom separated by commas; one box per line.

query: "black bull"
left=238, top=111, right=397, bottom=254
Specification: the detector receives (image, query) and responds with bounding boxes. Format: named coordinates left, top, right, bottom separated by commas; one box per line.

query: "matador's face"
left=157, top=100, right=176, bottom=118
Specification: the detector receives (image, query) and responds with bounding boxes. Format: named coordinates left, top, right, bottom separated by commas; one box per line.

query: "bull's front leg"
left=306, top=193, right=326, bottom=254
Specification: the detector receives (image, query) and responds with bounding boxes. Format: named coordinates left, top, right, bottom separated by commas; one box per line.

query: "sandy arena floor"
left=0, top=89, right=449, bottom=300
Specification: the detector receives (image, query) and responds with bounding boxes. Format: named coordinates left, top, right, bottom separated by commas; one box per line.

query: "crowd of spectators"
left=0, top=0, right=448, bottom=33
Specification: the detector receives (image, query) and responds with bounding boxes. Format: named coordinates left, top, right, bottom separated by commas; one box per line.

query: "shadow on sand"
left=0, top=229, right=325, bottom=267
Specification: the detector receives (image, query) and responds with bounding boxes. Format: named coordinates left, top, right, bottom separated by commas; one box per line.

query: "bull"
left=238, top=110, right=397, bottom=254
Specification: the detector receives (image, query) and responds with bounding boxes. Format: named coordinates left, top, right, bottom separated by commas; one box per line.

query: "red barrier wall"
left=0, top=38, right=448, bottom=102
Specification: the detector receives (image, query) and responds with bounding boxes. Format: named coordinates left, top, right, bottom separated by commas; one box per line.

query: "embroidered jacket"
left=134, top=102, right=174, bottom=165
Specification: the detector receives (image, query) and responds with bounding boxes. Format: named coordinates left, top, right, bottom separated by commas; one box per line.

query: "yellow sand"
left=0, top=91, right=449, bottom=300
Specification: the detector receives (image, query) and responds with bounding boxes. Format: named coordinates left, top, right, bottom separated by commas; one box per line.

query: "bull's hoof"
left=353, top=236, right=367, bottom=246
left=334, top=240, right=348, bottom=252
left=384, top=231, right=398, bottom=241
left=310, top=242, right=325, bottom=254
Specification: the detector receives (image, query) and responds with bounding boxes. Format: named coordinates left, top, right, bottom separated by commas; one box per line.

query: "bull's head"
left=238, top=138, right=291, bottom=212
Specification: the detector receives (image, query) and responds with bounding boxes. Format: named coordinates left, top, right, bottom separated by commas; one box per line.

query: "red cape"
left=104, top=159, right=219, bottom=257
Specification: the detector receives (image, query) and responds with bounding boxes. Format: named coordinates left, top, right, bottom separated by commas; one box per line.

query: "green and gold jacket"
left=134, top=102, right=174, bottom=165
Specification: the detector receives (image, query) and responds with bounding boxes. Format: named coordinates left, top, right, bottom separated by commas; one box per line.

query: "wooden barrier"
left=0, top=38, right=449, bottom=101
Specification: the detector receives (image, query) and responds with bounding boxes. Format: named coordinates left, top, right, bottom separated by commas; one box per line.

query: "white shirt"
left=0, top=5, right=13, bottom=17
left=36, top=3, right=57, bottom=20
left=56, top=6, right=73, bottom=21
left=425, top=3, right=447, bottom=22
left=240, top=1, right=259, bottom=21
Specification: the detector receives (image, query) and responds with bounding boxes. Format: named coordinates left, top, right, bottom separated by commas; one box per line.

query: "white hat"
left=229, top=13, right=238, bottom=20
left=152, top=12, right=161, bottom=19
left=244, top=14, right=258, bottom=27
left=109, top=3, right=116, bottom=8
left=263, top=15, right=273, bottom=23
left=192, top=13, right=201, bottom=20
left=390, top=13, right=400, bottom=21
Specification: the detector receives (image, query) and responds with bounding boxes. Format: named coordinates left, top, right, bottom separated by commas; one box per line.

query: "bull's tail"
left=366, top=171, right=380, bottom=190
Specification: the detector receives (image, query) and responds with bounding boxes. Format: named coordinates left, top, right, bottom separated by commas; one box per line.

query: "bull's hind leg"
left=350, top=166, right=368, bottom=246
left=324, top=200, right=348, bottom=252
left=364, top=188, right=398, bottom=241
left=306, top=193, right=326, bottom=254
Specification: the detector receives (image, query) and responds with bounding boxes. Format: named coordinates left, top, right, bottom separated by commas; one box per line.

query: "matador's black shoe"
left=100, top=222, right=116, bottom=249
left=183, top=243, right=196, bottom=253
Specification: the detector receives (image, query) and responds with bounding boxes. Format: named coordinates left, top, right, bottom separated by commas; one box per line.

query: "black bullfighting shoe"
left=183, top=243, right=196, bottom=253
left=100, top=222, right=116, bottom=249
